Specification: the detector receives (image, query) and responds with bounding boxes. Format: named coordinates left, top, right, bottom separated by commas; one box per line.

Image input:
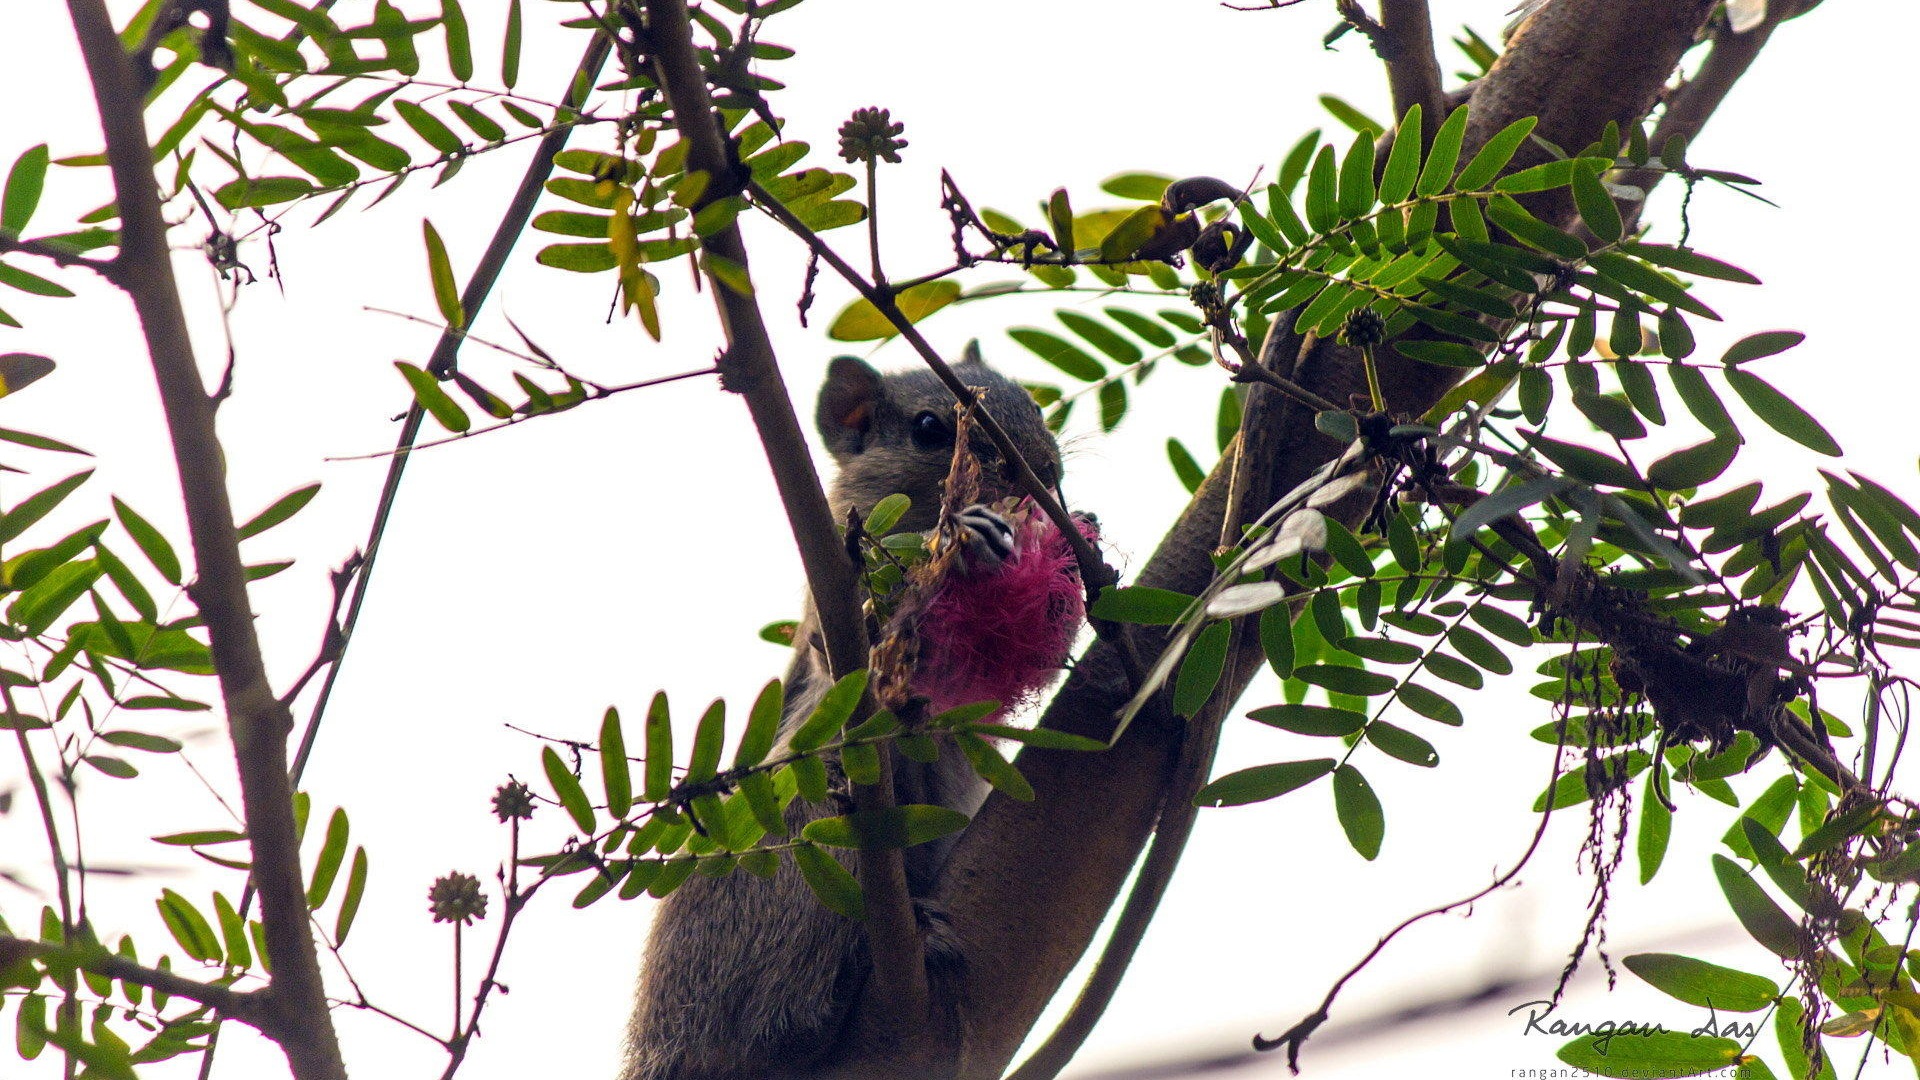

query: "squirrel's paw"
left=953, top=504, right=1016, bottom=572
left=913, top=898, right=966, bottom=977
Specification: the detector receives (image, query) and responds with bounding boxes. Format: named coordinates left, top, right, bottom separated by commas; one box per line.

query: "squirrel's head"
left=816, top=344, right=1062, bottom=532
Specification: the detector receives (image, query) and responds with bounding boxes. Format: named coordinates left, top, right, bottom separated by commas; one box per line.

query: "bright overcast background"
left=1, top=2, right=1916, bottom=1078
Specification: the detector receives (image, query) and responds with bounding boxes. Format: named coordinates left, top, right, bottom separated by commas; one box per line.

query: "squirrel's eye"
left=909, top=411, right=952, bottom=451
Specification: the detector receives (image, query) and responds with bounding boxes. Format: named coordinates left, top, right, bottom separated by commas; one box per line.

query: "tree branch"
left=1613, top=2, right=1822, bottom=232
left=0, top=934, right=266, bottom=1024
left=0, top=234, right=114, bottom=276
left=64, top=3, right=344, bottom=1076
left=641, top=0, right=928, bottom=1047
left=1340, top=0, right=1446, bottom=142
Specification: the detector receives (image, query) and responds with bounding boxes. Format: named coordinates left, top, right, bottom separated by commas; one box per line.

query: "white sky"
left=2, top=2, right=1917, bottom=1079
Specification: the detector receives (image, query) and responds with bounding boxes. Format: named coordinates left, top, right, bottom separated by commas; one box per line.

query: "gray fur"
left=622, top=355, right=1061, bottom=1079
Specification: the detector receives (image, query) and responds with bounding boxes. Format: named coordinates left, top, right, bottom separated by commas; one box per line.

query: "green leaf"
left=1484, top=195, right=1585, bottom=259
left=1647, top=435, right=1738, bottom=491
left=1589, top=251, right=1716, bottom=319
left=1366, top=721, right=1439, bottom=767
left=685, top=699, right=727, bottom=786
left=1724, top=369, right=1839, bottom=456
left=1008, top=327, right=1104, bottom=382
left=440, top=0, right=473, bottom=81
left=1377, top=105, right=1423, bottom=205
left=334, top=848, right=368, bottom=943
left=1090, top=586, right=1194, bottom=626
left=1173, top=620, right=1230, bottom=717
left=2, top=470, right=92, bottom=545
left=1572, top=389, right=1646, bottom=441
left=793, top=843, right=863, bottom=918
left=1667, top=363, right=1734, bottom=434
left=306, top=808, right=349, bottom=908
left=1167, top=438, right=1204, bottom=494
left=1100, top=172, right=1173, bottom=201
left=213, top=176, right=312, bottom=209
left=99, top=730, right=181, bottom=753
left=803, top=804, right=972, bottom=849
left=237, top=483, right=321, bottom=540
left=1452, top=116, right=1537, bottom=191
left=394, top=100, right=465, bottom=156
left=1711, top=854, right=1807, bottom=958
left=1623, top=241, right=1761, bottom=284
left=1443, top=474, right=1566, bottom=545
left=543, top=746, right=596, bottom=833
left=734, top=680, right=783, bottom=768
left=1392, top=339, right=1488, bottom=370
left=1319, top=94, right=1383, bottom=135
left=600, top=706, right=632, bottom=818
left=1058, top=310, right=1141, bottom=364
left=957, top=723, right=1104, bottom=751
left=1492, top=158, right=1577, bottom=193
left=1304, top=145, right=1338, bottom=233
left=1396, top=682, right=1462, bottom=726
left=1638, top=768, right=1670, bottom=883
left=788, top=669, right=869, bottom=753
left=642, top=691, right=673, bottom=802
left=1195, top=758, right=1336, bottom=808
left=214, top=890, right=252, bottom=968
left=1336, top=130, right=1376, bottom=220
left=422, top=220, right=463, bottom=330
left=955, top=733, right=1034, bottom=800
left=1555, top=1027, right=1741, bottom=1078
left=1294, top=664, right=1395, bottom=696
left=1247, top=704, right=1365, bottom=736
left=1571, top=162, right=1621, bottom=243
left=1528, top=433, right=1640, bottom=488
left=1095, top=204, right=1166, bottom=261
left=2, top=144, right=49, bottom=238
left=394, top=361, right=469, bottom=433
left=1332, top=764, right=1383, bottom=859
left=1447, top=625, right=1512, bottom=674
left=1416, top=105, right=1469, bottom=197
left=109, top=499, right=179, bottom=588
left=1624, top=952, right=1778, bottom=1012
left=10, top=559, right=100, bottom=635
left=1656, top=307, right=1696, bottom=360
left=157, top=890, right=221, bottom=963
left=1260, top=602, right=1295, bottom=679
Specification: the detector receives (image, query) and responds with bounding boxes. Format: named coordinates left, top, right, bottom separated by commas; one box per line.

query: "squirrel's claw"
left=953, top=504, right=1015, bottom=572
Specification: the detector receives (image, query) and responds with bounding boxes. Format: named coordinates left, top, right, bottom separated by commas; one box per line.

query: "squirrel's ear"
left=958, top=339, right=985, bottom=367
left=818, top=356, right=884, bottom=458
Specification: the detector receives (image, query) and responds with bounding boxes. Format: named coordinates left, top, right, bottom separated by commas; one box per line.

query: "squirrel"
left=621, top=347, right=1093, bottom=1080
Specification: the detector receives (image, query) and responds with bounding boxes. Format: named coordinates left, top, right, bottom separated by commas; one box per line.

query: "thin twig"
left=288, top=28, right=615, bottom=782
left=1258, top=736, right=1569, bottom=1072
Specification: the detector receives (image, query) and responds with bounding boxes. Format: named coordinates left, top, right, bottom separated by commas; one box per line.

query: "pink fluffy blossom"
left=912, top=507, right=1099, bottom=721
